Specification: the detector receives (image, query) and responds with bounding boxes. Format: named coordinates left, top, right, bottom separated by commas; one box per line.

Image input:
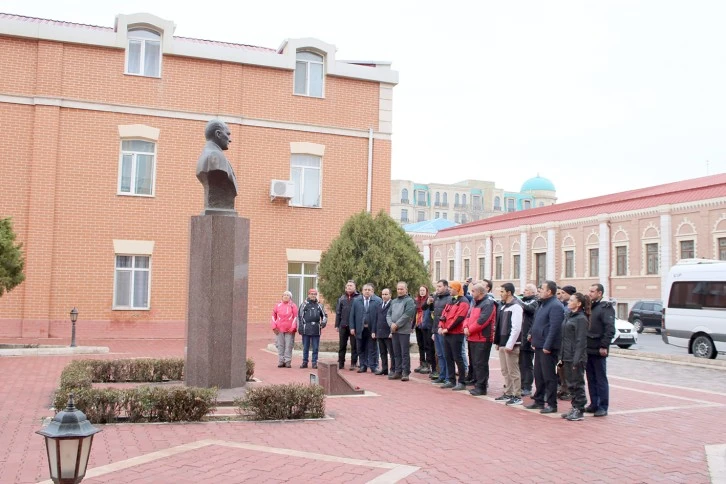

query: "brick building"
left=424, top=174, right=726, bottom=319
left=0, top=13, right=397, bottom=339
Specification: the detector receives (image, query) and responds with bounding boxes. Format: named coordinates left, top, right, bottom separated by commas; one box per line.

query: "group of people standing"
left=270, top=277, right=616, bottom=422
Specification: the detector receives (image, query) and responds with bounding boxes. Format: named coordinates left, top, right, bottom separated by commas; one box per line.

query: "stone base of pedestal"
left=185, top=215, right=249, bottom=390
left=317, top=362, right=364, bottom=396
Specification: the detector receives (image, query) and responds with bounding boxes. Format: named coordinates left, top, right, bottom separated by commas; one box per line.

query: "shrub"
left=235, top=383, right=325, bottom=420
left=246, top=358, right=255, bottom=381
left=54, top=358, right=216, bottom=423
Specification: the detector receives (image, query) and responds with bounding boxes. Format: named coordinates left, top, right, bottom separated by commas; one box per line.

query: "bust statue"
left=196, top=120, right=239, bottom=215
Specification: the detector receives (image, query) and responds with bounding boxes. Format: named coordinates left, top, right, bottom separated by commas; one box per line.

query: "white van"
left=662, top=259, right=726, bottom=358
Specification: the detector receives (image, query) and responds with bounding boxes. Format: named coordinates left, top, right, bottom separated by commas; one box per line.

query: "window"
left=454, top=194, right=460, bottom=207
left=535, top=253, right=546, bottom=285
left=523, top=200, right=531, bottom=209
left=119, top=140, right=155, bottom=195
left=417, top=211, right=425, bottom=222
left=435, top=261, right=441, bottom=281
left=126, top=29, right=161, bottom=77
left=720, top=238, right=726, bottom=260
left=435, top=212, right=440, bottom=219
left=506, top=198, right=515, bottom=212
left=462, top=194, right=467, bottom=207
left=513, top=255, right=520, bottom=279
left=495, top=256, right=502, bottom=280
left=114, top=255, right=150, bottom=309
left=435, top=192, right=440, bottom=206
left=294, top=51, right=324, bottom=97
left=494, top=196, right=501, bottom=211
left=442, top=193, right=448, bottom=206
left=442, top=212, right=448, bottom=220
left=565, top=250, right=574, bottom=278
left=401, top=188, right=409, bottom=204
left=669, top=281, right=726, bottom=309
left=646, top=243, right=659, bottom=275
left=680, top=240, right=694, bottom=259
left=449, top=260, right=455, bottom=280
left=400, top=209, right=408, bottom=223
left=616, top=246, right=627, bottom=276
left=415, top=190, right=427, bottom=206
left=287, top=262, right=318, bottom=305
left=472, top=195, right=482, bottom=211
left=464, top=259, right=470, bottom=279
left=290, top=154, right=321, bottom=207
left=589, top=248, right=599, bottom=277
left=479, top=257, right=485, bottom=279
left=461, top=215, right=467, bottom=224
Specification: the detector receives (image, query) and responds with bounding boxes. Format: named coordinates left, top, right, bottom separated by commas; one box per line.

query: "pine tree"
left=0, top=217, right=25, bottom=297
left=318, top=210, right=429, bottom=309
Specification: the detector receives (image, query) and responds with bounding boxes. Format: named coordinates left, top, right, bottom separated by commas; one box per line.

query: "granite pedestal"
left=317, top=362, right=364, bottom=396
left=185, top=215, right=249, bottom=389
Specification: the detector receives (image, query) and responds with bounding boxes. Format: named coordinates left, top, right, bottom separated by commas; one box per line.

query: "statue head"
left=204, top=120, right=231, bottom=151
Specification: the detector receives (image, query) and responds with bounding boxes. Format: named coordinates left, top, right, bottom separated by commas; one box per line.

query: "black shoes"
left=594, top=409, right=608, bottom=417
left=277, top=363, right=285, bottom=368
left=495, top=394, right=512, bottom=401
left=567, top=409, right=584, bottom=421
left=312, top=363, right=318, bottom=369
left=388, top=373, right=402, bottom=380
left=525, top=403, right=544, bottom=410
left=300, top=363, right=308, bottom=369
left=284, top=362, right=291, bottom=368
left=452, top=383, right=466, bottom=391
left=374, top=370, right=388, bottom=376
left=357, top=367, right=367, bottom=373
left=540, top=406, right=558, bottom=414
left=401, top=374, right=410, bottom=382
left=469, top=388, right=487, bottom=396
left=440, top=382, right=455, bottom=389
left=584, top=406, right=597, bottom=413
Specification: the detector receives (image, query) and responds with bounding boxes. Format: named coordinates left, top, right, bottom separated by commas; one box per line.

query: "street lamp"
left=69, top=308, right=78, bottom=348
left=36, top=394, right=101, bottom=484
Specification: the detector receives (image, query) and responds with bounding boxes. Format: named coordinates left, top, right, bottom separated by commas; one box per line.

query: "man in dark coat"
left=298, top=288, right=327, bottom=369
left=585, top=284, right=616, bottom=417
left=372, top=288, right=393, bottom=375
left=350, top=283, right=382, bottom=373
left=335, top=280, right=360, bottom=370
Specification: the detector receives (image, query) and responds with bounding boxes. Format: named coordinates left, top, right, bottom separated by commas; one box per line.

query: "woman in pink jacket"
left=271, top=291, right=298, bottom=368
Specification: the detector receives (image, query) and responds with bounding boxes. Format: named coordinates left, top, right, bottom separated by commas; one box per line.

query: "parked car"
left=628, top=300, right=663, bottom=333
left=612, top=319, right=638, bottom=349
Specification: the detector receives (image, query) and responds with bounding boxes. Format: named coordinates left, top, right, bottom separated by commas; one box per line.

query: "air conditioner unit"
left=270, top=180, right=295, bottom=200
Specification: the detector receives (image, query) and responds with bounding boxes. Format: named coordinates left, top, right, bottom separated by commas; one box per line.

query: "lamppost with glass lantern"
left=69, top=308, right=78, bottom=348
left=36, top=393, right=101, bottom=484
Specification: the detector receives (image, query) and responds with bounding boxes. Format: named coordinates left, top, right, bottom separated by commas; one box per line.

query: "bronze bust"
left=196, top=120, right=239, bottom=215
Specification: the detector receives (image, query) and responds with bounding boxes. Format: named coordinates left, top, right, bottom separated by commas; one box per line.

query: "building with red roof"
left=424, top=174, right=726, bottom=320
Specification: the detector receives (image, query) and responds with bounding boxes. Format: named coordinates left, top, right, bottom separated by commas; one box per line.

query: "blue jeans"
left=434, top=333, right=448, bottom=380
left=302, top=335, right=320, bottom=364
left=586, top=354, right=609, bottom=411
left=461, top=337, right=469, bottom=374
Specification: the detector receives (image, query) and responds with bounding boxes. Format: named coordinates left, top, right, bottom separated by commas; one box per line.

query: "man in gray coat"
left=387, top=281, right=416, bottom=381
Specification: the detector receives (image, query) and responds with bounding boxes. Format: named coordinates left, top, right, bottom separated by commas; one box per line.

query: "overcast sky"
left=4, top=0, right=725, bottom=202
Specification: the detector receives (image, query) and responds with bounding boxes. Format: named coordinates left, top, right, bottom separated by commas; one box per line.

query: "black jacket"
left=335, top=291, right=360, bottom=329
left=516, top=295, right=538, bottom=351
left=373, top=299, right=392, bottom=338
left=298, top=299, right=327, bottom=336
left=560, top=310, right=588, bottom=364
left=587, top=299, right=616, bottom=356
left=422, top=292, right=451, bottom=323
left=530, top=296, right=564, bottom=351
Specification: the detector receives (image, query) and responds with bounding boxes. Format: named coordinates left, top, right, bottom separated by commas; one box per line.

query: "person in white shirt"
left=494, top=283, right=524, bottom=406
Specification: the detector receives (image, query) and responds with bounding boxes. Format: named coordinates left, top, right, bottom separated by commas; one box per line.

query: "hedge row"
left=235, top=383, right=325, bottom=420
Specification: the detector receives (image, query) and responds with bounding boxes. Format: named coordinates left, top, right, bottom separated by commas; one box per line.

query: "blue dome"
left=521, top=175, right=555, bottom=192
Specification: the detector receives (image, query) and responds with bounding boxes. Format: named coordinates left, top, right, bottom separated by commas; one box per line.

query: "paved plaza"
left=1, top=327, right=725, bottom=483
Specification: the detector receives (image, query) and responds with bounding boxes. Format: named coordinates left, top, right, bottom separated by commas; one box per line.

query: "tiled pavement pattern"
left=1, top=327, right=724, bottom=483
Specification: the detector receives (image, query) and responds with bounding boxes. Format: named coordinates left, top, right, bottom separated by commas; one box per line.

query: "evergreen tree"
left=318, top=211, right=429, bottom=309
left=0, top=217, right=25, bottom=297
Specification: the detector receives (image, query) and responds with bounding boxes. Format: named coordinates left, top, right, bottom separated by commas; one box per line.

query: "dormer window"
left=127, top=29, right=161, bottom=77
left=294, top=51, right=324, bottom=97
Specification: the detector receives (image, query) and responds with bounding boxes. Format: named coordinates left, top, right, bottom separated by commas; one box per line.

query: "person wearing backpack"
left=298, top=288, right=327, bottom=369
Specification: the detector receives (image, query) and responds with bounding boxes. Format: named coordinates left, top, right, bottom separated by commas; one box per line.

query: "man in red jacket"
left=438, top=281, right=470, bottom=391
left=463, top=283, right=497, bottom=396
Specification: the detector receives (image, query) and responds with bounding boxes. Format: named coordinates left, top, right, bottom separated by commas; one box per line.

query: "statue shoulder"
left=196, top=144, right=228, bottom=174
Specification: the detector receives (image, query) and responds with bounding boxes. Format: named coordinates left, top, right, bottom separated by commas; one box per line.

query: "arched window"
left=455, top=194, right=460, bottom=206
left=443, top=193, right=448, bottom=205
left=295, top=51, right=324, bottom=97
left=462, top=194, right=467, bottom=206
left=435, top=192, right=440, bottom=205
left=524, top=200, right=532, bottom=209
left=401, top=188, right=409, bottom=203
left=127, top=29, right=161, bottom=77
left=494, top=196, right=501, bottom=210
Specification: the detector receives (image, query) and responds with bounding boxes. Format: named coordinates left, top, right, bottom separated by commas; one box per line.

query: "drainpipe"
left=367, top=128, right=373, bottom=213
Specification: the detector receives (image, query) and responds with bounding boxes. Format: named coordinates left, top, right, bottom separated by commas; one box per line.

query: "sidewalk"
left=0, top=327, right=723, bottom=483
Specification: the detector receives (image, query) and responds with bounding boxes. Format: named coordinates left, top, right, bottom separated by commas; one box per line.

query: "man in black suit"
left=350, top=283, right=382, bottom=373
left=372, top=288, right=393, bottom=375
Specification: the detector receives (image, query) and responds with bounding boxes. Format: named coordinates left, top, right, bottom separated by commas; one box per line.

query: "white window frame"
left=113, top=254, right=151, bottom=310
left=294, top=51, right=325, bottom=98
left=287, top=262, right=318, bottom=306
left=125, top=28, right=162, bottom=77
left=118, top=139, right=157, bottom=197
left=290, top=153, right=322, bottom=208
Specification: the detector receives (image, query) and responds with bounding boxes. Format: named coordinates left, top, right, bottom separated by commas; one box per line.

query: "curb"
left=0, top=346, right=110, bottom=356
left=609, top=348, right=726, bottom=370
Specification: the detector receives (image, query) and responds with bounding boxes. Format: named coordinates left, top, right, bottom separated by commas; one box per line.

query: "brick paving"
left=1, top=326, right=724, bottom=483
